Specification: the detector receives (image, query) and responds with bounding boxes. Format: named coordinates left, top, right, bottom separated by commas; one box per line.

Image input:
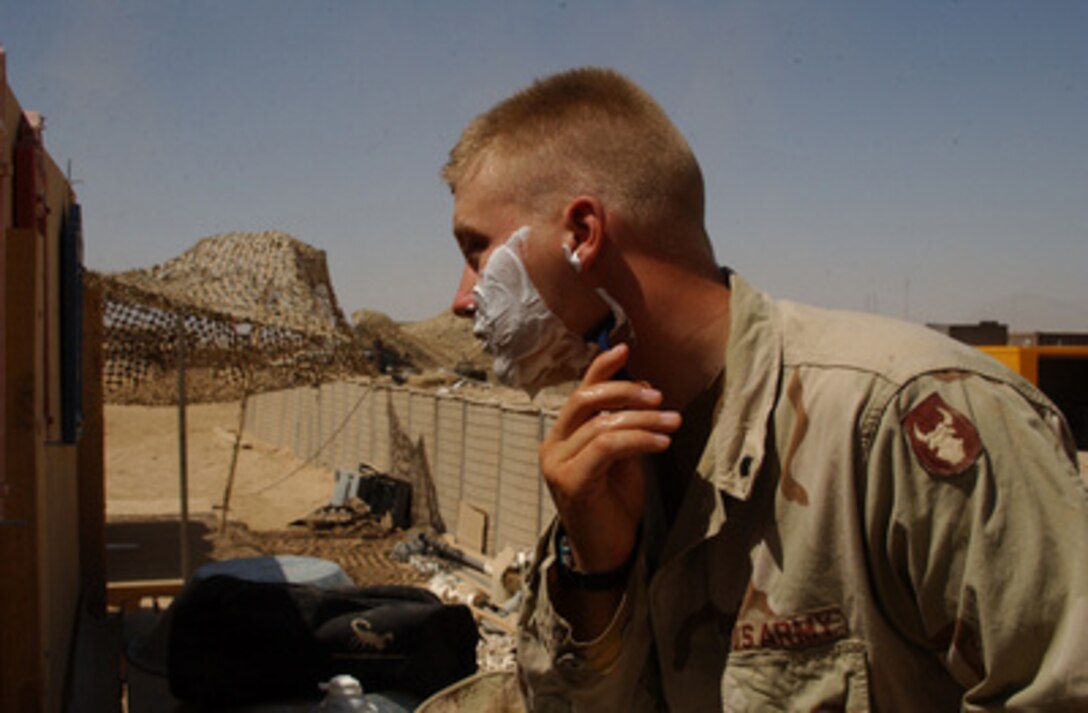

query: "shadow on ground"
left=106, top=516, right=216, bottom=581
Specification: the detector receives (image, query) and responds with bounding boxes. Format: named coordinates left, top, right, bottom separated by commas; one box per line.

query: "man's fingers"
left=557, top=409, right=681, bottom=463
left=541, top=409, right=681, bottom=499
left=581, top=428, right=674, bottom=471
left=548, top=344, right=644, bottom=442
left=538, top=342, right=678, bottom=516
left=580, top=343, right=631, bottom=387
left=551, top=379, right=664, bottom=441
left=557, top=429, right=672, bottom=498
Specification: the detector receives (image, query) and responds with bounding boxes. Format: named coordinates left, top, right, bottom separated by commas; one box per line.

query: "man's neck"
left=654, top=368, right=725, bottom=528
left=622, top=256, right=732, bottom=411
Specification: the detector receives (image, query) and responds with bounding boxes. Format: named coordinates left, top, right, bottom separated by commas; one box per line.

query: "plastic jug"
left=317, top=674, right=377, bottom=712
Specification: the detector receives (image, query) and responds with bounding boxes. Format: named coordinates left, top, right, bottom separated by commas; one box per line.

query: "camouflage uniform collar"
left=700, top=271, right=783, bottom=500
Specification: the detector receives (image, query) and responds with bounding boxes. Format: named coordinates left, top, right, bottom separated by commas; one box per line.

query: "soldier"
left=442, top=67, right=1088, bottom=710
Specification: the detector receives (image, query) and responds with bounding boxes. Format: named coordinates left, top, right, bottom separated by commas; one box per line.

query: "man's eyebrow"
left=453, top=222, right=489, bottom=249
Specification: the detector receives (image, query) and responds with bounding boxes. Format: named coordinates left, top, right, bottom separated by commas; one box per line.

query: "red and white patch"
left=902, top=392, right=982, bottom=477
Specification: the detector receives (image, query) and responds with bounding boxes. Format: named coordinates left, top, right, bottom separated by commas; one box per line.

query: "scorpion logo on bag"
left=350, top=617, right=395, bottom=651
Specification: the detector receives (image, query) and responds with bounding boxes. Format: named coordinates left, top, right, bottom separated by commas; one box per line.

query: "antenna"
left=66, top=159, right=83, bottom=187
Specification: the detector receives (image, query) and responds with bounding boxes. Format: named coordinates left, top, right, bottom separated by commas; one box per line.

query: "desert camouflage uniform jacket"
left=516, top=273, right=1088, bottom=711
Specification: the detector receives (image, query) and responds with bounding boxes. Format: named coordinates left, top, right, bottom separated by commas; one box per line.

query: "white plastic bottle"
left=317, top=674, right=377, bottom=712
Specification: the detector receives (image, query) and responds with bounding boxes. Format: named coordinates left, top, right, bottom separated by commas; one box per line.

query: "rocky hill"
left=351, top=308, right=489, bottom=379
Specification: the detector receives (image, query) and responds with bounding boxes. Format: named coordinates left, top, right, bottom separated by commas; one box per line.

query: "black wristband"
left=553, top=525, right=638, bottom=592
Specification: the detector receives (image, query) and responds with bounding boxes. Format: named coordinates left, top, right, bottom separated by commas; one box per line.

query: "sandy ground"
left=106, top=401, right=333, bottom=531
left=104, top=401, right=435, bottom=589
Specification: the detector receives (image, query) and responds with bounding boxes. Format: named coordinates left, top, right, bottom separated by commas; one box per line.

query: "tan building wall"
left=1, top=48, right=102, bottom=713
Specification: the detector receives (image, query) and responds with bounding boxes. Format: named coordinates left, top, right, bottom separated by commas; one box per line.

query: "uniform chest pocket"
left=721, top=639, right=871, bottom=712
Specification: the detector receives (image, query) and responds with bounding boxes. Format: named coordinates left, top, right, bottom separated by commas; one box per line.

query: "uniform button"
left=739, top=455, right=753, bottom=477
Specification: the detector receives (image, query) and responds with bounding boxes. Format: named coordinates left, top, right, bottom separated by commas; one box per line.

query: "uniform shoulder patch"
left=902, top=392, right=982, bottom=478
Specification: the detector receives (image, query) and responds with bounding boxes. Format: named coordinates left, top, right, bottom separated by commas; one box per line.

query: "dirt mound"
left=352, top=309, right=490, bottom=380
left=401, top=311, right=488, bottom=368
left=353, top=308, right=441, bottom=371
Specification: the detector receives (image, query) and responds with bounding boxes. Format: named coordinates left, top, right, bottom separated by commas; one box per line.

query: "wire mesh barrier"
left=245, top=382, right=560, bottom=557
left=91, top=230, right=373, bottom=405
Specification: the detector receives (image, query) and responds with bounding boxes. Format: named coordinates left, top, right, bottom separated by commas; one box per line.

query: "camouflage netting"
left=92, top=231, right=372, bottom=404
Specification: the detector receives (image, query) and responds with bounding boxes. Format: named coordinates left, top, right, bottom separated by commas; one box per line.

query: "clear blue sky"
left=3, top=1, right=1086, bottom=329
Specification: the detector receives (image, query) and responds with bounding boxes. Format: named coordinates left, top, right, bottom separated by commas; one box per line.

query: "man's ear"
left=563, top=196, right=605, bottom=273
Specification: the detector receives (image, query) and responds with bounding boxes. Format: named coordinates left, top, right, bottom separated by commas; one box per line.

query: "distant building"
left=927, top=320, right=1008, bottom=346
left=1010, top=331, right=1088, bottom=347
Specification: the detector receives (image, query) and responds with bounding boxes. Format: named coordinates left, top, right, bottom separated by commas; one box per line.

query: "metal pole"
left=219, top=383, right=249, bottom=534
left=176, top=312, right=190, bottom=579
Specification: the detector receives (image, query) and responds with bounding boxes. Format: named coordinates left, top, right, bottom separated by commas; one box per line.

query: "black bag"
left=356, top=470, right=413, bottom=530
left=167, top=575, right=478, bottom=706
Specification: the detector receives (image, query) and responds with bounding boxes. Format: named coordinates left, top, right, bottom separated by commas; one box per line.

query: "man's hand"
left=541, top=343, right=682, bottom=575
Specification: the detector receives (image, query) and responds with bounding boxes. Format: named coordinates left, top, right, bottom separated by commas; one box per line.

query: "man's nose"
left=450, top=264, right=477, bottom=318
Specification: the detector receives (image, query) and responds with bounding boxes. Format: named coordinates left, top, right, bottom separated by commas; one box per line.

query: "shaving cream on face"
left=472, top=227, right=597, bottom=394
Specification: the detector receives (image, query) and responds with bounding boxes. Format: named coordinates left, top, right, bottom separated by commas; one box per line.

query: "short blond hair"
left=443, top=67, right=705, bottom=234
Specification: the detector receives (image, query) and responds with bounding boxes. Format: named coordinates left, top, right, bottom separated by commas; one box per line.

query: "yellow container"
left=978, top=346, right=1088, bottom=449
left=978, top=345, right=1088, bottom=386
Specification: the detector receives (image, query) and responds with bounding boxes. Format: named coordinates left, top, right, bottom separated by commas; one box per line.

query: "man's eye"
left=466, top=242, right=488, bottom=268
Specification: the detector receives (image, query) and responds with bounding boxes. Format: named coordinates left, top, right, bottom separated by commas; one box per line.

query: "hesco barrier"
left=244, top=381, right=559, bottom=556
